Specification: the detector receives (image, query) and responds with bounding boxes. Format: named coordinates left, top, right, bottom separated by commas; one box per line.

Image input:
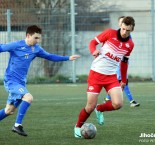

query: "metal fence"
left=0, top=0, right=155, bottom=82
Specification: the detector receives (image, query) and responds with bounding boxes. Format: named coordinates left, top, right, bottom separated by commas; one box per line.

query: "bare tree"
left=34, top=0, right=70, bottom=77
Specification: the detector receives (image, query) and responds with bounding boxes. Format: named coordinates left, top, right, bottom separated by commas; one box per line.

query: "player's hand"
left=92, top=50, right=101, bottom=58
left=69, top=55, right=80, bottom=61
left=120, top=81, right=126, bottom=90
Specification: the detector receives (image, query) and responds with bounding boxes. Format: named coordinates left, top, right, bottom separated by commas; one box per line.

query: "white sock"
left=15, top=123, right=22, bottom=127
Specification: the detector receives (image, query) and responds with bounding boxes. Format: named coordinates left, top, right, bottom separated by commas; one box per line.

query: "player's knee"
left=5, top=107, right=15, bottom=115
left=22, top=93, right=33, bottom=103
left=85, top=104, right=96, bottom=113
left=112, top=102, right=123, bottom=110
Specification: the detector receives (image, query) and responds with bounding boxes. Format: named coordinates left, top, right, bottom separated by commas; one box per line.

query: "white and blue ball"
left=80, top=123, right=97, bottom=139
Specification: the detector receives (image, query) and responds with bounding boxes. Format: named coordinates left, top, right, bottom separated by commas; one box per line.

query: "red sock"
left=76, top=108, right=90, bottom=127
left=97, top=100, right=115, bottom=112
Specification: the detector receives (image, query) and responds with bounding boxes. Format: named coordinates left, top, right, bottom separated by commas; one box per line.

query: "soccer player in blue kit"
left=0, top=25, right=80, bottom=136
left=105, top=63, right=140, bottom=107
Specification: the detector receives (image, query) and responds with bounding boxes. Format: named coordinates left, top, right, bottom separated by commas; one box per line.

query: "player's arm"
left=37, top=48, right=80, bottom=62
left=0, top=45, right=3, bottom=53
left=89, top=39, right=100, bottom=57
left=89, top=29, right=111, bottom=57
left=120, top=39, right=134, bottom=89
left=0, top=42, right=17, bottom=52
left=120, top=56, right=129, bottom=89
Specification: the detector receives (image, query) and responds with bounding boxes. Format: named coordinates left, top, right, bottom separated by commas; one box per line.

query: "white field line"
left=34, top=97, right=85, bottom=102
left=34, top=97, right=155, bottom=102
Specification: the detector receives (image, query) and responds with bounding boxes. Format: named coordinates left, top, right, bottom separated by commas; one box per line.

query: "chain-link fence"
left=0, top=0, right=155, bottom=82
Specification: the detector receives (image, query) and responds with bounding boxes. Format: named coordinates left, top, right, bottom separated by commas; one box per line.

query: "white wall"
left=58, top=30, right=152, bottom=78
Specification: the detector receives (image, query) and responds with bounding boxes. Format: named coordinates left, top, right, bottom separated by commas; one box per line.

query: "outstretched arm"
left=37, top=48, right=80, bottom=62
left=0, top=42, right=17, bottom=52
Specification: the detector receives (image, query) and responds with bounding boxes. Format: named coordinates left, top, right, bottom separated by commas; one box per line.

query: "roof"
left=0, top=1, right=39, bottom=27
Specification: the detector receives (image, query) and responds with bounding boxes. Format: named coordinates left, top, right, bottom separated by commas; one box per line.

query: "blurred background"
left=0, top=0, right=155, bottom=83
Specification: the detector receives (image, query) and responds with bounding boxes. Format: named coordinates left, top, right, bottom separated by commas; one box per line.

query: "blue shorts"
left=4, top=80, right=29, bottom=108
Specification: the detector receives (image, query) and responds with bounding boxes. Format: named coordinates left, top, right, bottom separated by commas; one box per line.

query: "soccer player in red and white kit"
left=74, top=16, right=135, bottom=138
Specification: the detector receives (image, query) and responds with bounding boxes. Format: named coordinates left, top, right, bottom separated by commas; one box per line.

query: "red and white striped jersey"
left=90, top=29, right=134, bottom=75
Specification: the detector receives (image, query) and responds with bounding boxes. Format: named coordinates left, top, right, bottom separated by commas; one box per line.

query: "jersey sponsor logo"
left=88, top=86, right=94, bottom=91
left=105, top=52, right=121, bottom=62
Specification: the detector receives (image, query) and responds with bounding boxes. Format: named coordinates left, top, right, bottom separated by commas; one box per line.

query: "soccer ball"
left=80, top=123, right=97, bottom=139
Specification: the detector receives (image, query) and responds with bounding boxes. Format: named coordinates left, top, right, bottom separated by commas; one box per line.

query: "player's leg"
left=0, top=104, right=16, bottom=121
left=97, top=87, right=123, bottom=111
left=109, top=87, right=123, bottom=109
left=0, top=109, right=8, bottom=121
left=95, top=75, right=123, bottom=125
left=123, top=80, right=133, bottom=102
left=74, top=92, right=99, bottom=138
left=104, top=94, right=111, bottom=101
left=124, top=84, right=134, bottom=101
left=15, top=93, right=32, bottom=127
left=5, top=81, right=31, bottom=136
left=0, top=81, right=17, bottom=121
left=76, top=92, right=99, bottom=127
left=95, top=87, right=123, bottom=126
left=124, top=81, right=140, bottom=107
left=12, top=93, right=33, bottom=136
left=74, top=71, right=102, bottom=138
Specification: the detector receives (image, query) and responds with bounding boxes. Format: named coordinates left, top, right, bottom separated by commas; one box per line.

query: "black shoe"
left=12, top=125, right=28, bottom=136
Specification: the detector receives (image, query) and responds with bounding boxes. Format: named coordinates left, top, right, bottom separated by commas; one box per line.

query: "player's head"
left=120, top=16, right=135, bottom=38
left=25, top=25, right=42, bottom=46
left=118, top=16, right=125, bottom=27
left=26, top=25, right=42, bottom=35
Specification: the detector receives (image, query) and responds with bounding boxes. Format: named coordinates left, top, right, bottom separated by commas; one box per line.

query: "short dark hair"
left=26, top=25, right=42, bottom=35
left=122, top=16, right=135, bottom=30
left=118, top=16, right=125, bottom=21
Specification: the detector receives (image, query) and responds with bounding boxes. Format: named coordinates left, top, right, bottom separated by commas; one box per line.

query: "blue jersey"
left=0, top=40, right=69, bottom=84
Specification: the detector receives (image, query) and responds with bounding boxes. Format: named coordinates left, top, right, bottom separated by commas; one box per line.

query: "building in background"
left=0, top=0, right=154, bottom=81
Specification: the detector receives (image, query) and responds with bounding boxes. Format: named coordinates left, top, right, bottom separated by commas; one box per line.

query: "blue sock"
left=105, top=95, right=111, bottom=100
left=15, top=101, right=30, bottom=125
left=124, top=85, right=133, bottom=102
left=0, top=108, right=8, bottom=121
